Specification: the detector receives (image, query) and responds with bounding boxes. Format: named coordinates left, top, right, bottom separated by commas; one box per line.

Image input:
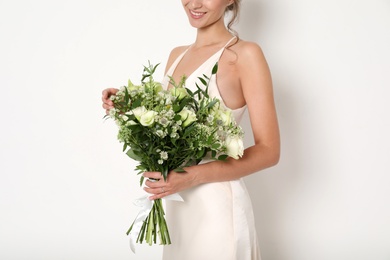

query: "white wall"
left=0, top=1, right=389, bottom=260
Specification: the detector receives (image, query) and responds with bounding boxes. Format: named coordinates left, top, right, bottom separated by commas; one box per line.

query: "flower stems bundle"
left=106, top=61, right=244, bottom=248
left=127, top=198, right=169, bottom=245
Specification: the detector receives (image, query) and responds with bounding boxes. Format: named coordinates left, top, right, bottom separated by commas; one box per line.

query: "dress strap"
left=223, top=36, right=237, bottom=48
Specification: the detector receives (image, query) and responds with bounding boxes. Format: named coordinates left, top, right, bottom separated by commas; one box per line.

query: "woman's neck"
left=192, top=19, right=233, bottom=49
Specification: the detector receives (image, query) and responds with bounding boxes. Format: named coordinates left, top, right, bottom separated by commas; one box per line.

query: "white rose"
left=225, top=136, right=244, bottom=159
left=216, top=109, right=232, bottom=126
left=132, top=106, right=147, bottom=121
left=178, top=108, right=197, bottom=127
left=140, top=110, right=158, bottom=126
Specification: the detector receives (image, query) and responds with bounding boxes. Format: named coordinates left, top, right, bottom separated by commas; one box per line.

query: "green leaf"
left=198, top=77, right=207, bottom=86
left=122, top=143, right=128, bottom=152
left=212, top=143, right=221, bottom=149
left=218, top=154, right=228, bottom=161
left=212, top=62, right=218, bottom=74
left=151, top=63, right=160, bottom=74
left=126, top=149, right=142, bottom=161
left=207, top=99, right=219, bottom=109
left=132, top=99, right=141, bottom=108
left=196, top=148, right=206, bottom=158
left=186, top=87, right=194, bottom=97
left=168, top=76, right=177, bottom=88
left=124, top=86, right=129, bottom=104
left=173, top=104, right=181, bottom=112
left=174, top=167, right=187, bottom=173
left=162, top=167, right=168, bottom=181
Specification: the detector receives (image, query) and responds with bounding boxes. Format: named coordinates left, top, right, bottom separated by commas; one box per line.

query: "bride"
left=102, top=0, right=280, bottom=259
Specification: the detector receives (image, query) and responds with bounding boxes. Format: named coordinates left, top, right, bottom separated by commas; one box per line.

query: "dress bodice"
left=162, top=37, right=247, bottom=124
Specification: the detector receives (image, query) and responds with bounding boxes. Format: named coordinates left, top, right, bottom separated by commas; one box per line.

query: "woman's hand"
left=101, top=88, right=119, bottom=114
left=143, top=168, right=198, bottom=200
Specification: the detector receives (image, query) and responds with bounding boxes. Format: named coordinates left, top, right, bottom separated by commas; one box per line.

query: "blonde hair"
left=225, top=0, right=241, bottom=34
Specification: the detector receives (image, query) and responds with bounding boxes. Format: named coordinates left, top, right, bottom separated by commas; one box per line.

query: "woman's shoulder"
left=230, top=39, right=268, bottom=71
left=234, top=39, right=266, bottom=61
left=170, top=45, right=190, bottom=56
left=164, top=45, right=190, bottom=74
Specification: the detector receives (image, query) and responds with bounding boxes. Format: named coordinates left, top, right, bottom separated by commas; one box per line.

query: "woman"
left=102, top=0, right=280, bottom=259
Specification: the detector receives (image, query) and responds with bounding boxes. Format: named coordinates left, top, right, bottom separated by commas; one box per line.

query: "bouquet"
left=106, top=61, right=244, bottom=249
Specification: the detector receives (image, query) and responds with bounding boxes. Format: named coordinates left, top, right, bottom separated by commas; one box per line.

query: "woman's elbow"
left=266, top=145, right=280, bottom=168
left=270, top=148, right=280, bottom=166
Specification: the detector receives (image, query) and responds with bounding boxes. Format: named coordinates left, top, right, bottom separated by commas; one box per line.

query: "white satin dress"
left=161, top=37, right=261, bottom=260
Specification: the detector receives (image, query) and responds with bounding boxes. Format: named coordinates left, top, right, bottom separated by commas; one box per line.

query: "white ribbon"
left=129, top=193, right=184, bottom=253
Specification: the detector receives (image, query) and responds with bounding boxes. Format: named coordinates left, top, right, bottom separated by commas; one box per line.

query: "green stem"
left=127, top=198, right=171, bottom=246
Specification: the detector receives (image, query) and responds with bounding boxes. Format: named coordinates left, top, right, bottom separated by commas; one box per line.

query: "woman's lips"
left=190, top=10, right=206, bottom=19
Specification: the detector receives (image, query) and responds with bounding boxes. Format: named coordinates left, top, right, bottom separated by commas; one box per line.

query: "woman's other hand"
left=143, top=168, right=198, bottom=200
left=102, top=88, right=119, bottom=114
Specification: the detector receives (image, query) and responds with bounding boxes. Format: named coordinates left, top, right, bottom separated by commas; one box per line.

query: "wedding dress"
left=161, top=37, right=261, bottom=260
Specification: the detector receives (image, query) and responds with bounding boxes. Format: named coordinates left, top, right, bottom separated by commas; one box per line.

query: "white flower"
left=178, top=108, right=197, bottom=127
left=126, top=120, right=138, bottom=126
left=109, top=108, right=117, bottom=117
left=132, top=106, right=147, bottom=120
left=158, top=117, right=169, bottom=127
left=225, top=136, right=244, bottom=160
left=215, top=109, right=232, bottom=126
left=207, top=115, right=214, bottom=123
left=156, top=130, right=166, bottom=138
left=166, top=109, right=174, bottom=118
left=140, top=110, right=158, bottom=126
left=160, top=151, right=168, bottom=160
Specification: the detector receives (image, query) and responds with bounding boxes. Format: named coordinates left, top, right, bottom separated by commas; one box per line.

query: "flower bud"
left=170, top=87, right=188, bottom=100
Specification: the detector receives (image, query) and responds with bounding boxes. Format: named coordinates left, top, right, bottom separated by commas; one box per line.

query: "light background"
left=1, top=0, right=389, bottom=259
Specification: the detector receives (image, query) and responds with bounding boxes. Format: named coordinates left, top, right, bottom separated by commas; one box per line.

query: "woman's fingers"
left=143, top=171, right=163, bottom=180
left=144, top=178, right=163, bottom=188
left=101, top=88, right=119, bottom=110
left=144, top=187, right=169, bottom=200
left=143, top=172, right=170, bottom=200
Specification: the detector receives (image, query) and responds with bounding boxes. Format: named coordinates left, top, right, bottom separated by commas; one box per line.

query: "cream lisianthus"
left=178, top=108, right=197, bottom=127
left=225, top=135, right=244, bottom=159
